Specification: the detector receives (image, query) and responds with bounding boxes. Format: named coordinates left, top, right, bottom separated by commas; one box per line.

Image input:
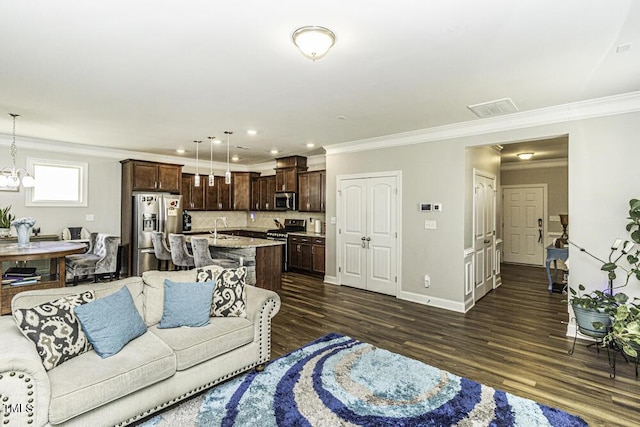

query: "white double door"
left=338, top=175, right=398, bottom=296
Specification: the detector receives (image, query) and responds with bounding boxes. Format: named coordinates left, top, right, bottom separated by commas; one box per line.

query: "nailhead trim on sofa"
left=116, top=298, right=279, bottom=426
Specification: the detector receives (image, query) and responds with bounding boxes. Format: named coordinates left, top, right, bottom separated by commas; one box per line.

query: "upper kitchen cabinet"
left=251, top=175, right=276, bottom=211
left=121, top=159, right=182, bottom=193
left=275, top=155, right=307, bottom=192
left=298, top=170, right=326, bottom=212
left=204, top=176, right=232, bottom=210
left=232, top=172, right=260, bottom=210
left=181, top=173, right=205, bottom=210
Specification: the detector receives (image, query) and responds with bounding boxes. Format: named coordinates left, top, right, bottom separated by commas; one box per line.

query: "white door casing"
left=337, top=173, right=399, bottom=296
left=502, top=185, right=546, bottom=266
left=473, top=170, right=496, bottom=301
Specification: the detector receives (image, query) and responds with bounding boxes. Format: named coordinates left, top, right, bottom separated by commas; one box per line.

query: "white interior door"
left=338, top=175, right=398, bottom=296
left=503, top=186, right=545, bottom=265
left=473, top=171, right=496, bottom=301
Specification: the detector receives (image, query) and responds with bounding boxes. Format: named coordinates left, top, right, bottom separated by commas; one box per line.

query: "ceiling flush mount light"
left=517, top=152, right=534, bottom=160
left=207, top=136, right=216, bottom=186
left=0, top=113, right=35, bottom=188
left=292, top=26, right=336, bottom=61
left=224, top=131, right=233, bottom=185
left=193, top=140, right=202, bottom=187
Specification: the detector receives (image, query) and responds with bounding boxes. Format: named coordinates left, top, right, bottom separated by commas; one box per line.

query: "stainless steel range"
left=266, top=219, right=306, bottom=271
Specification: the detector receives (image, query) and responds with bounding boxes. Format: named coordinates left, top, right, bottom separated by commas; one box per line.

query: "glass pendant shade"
left=208, top=136, right=215, bottom=186
left=224, top=131, right=232, bottom=185
left=194, top=140, right=201, bottom=187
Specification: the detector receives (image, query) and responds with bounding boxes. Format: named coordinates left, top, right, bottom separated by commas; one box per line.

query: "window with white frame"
left=26, top=158, right=88, bottom=207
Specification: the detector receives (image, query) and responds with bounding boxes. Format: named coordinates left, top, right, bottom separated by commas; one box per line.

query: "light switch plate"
left=424, top=220, right=437, bottom=229
left=85, top=214, right=95, bottom=221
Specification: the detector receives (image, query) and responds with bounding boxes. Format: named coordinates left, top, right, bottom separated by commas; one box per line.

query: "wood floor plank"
left=271, top=264, right=640, bottom=427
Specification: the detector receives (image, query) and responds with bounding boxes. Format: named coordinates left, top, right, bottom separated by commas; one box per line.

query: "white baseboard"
left=398, top=291, right=466, bottom=313
left=323, top=275, right=338, bottom=285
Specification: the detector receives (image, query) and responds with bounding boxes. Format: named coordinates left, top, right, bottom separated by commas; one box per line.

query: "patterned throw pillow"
left=211, top=267, right=247, bottom=318
left=195, top=265, right=225, bottom=283
left=13, top=291, right=95, bottom=371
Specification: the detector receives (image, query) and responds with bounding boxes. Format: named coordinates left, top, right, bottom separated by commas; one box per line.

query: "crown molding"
left=501, top=158, right=568, bottom=171
left=325, top=91, right=640, bottom=156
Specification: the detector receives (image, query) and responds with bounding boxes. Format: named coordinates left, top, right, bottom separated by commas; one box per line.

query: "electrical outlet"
left=85, top=214, right=95, bottom=221
left=424, top=275, right=430, bottom=288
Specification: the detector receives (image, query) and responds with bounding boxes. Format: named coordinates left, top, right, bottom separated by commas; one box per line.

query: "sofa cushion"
left=47, top=331, right=176, bottom=424
left=159, top=279, right=215, bottom=328
left=142, top=269, right=200, bottom=326
left=74, top=286, right=147, bottom=358
left=149, top=317, right=254, bottom=371
left=13, top=291, right=95, bottom=371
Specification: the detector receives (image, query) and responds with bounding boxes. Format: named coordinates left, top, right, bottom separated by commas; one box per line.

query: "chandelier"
left=0, top=113, right=35, bottom=188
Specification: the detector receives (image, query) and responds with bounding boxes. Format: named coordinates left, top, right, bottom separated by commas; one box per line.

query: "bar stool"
left=168, top=233, right=195, bottom=270
left=191, top=237, right=240, bottom=269
left=151, top=231, right=172, bottom=271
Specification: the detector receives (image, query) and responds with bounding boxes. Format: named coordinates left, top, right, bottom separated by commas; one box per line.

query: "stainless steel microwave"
left=274, top=192, right=296, bottom=210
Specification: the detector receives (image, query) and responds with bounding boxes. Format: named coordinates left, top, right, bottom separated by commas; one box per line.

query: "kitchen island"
left=187, top=234, right=284, bottom=292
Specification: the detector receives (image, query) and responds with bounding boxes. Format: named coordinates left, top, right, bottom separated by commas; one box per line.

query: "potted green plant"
left=602, top=297, right=640, bottom=358
left=0, top=205, right=15, bottom=237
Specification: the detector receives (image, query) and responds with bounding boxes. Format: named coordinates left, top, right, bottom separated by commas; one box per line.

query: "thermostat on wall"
left=419, top=203, right=432, bottom=211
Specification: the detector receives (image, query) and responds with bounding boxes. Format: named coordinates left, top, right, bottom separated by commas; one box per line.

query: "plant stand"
left=607, top=342, right=637, bottom=378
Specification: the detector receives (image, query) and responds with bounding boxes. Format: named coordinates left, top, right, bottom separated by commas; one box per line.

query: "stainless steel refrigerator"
left=132, top=193, right=183, bottom=276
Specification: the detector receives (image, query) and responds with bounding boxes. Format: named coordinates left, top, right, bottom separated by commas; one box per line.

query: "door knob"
left=484, top=239, right=490, bottom=244
left=361, top=236, right=366, bottom=248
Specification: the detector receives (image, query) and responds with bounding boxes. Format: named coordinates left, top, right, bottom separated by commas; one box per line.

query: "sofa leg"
left=255, top=364, right=265, bottom=373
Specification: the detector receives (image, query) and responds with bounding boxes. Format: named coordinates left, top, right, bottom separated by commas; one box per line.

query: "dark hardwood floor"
left=271, top=264, right=640, bottom=427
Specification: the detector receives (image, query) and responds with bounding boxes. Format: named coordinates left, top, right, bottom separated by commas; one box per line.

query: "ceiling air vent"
left=467, top=98, right=519, bottom=118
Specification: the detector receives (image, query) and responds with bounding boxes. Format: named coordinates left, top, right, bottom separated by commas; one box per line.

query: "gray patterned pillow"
left=13, top=291, right=95, bottom=371
left=195, top=265, right=224, bottom=283
left=211, top=267, right=247, bottom=318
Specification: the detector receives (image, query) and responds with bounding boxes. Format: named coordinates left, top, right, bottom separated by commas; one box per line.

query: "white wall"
left=0, top=148, right=121, bottom=238
left=325, top=110, right=640, bottom=312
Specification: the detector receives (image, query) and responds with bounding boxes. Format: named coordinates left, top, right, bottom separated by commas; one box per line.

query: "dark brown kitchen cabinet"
left=233, top=172, right=260, bottom=210
left=125, top=160, right=181, bottom=192
left=251, top=175, right=276, bottom=210
left=288, top=235, right=324, bottom=276
left=204, top=176, right=232, bottom=210
left=181, top=174, right=205, bottom=210
left=121, top=159, right=183, bottom=276
left=275, top=155, right=307, bottom=192
left=298, top=170, right=325, bottom=212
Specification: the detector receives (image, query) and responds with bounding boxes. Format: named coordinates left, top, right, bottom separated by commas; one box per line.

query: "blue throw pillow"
left=159, top=279, right=215, bottom=329
left=74, top=286, right=147, bottom=358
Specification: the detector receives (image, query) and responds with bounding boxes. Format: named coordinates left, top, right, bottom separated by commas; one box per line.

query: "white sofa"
left=0, top=269, right=281, bottom=426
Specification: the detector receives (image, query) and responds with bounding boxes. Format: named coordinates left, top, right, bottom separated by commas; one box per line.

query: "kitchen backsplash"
left=189, top=210, right=325, bottom=233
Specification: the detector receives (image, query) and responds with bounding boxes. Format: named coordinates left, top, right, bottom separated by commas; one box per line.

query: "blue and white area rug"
left=141, top=333, right=587, bottom=426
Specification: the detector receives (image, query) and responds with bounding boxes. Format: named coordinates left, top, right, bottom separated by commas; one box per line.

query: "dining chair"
left=151, top=231, right=173, bottom=271
left=168, top=233, right=195, bottom=270
left=66, top=233, right=120, bottom=285
left=191, top=237, right=239, bottom=269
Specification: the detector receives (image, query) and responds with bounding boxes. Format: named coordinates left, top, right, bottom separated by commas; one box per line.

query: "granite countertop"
left=288, top=231, right=326, bottom=238
left=186, top=234, right=284, bottom=248
left=183, top=227, right=271, bottom=235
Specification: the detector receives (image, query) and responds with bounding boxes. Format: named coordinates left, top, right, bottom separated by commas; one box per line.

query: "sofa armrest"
left=244, top=285, right=281, bottom=363
left=0, top=316, right=50, bottom=427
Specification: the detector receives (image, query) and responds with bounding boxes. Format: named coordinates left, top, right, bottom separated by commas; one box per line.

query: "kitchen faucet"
left=212, top=216, right=227, bottom=240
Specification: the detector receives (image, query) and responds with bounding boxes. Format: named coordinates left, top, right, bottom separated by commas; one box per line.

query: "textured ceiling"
left=1, top=1, right=638, bottom=164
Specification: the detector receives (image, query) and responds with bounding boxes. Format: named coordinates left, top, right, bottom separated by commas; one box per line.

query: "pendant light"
left=224, top=131, right=232, bottom=185
left=0, top=113, right=36, bottom=188
left=193, top=140, right=201, bottom=187
left=207, top=136, right=216, bottom=186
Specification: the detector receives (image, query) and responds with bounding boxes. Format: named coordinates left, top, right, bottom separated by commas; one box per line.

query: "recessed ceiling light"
left=231, top=155, right=239, bottom=161
left=270, top=149, right=279, bottom=154
left=517, top=152, right=534, bottom=160
left=247, top=129, right=257, bottom=135
left=337, top=115, right=347, bottom=120
left=306, top=143, right=315, bottom=148
left=176, top=148, right=185, bottom=154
